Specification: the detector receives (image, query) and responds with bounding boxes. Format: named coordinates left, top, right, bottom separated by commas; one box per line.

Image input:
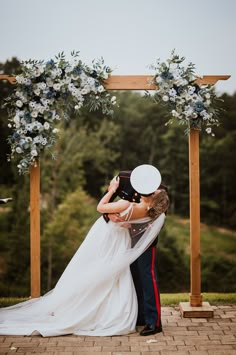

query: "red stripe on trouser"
left=151, top=247, right=161, bottom=327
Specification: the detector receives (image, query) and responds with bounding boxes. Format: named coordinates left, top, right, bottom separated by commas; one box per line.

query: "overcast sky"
left=1, top=0, right=235, bottom=94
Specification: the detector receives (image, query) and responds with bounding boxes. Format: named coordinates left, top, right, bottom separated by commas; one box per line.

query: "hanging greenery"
left=5, top=52, right=117, bottom=174
left=149, top=50, right=222, bottom=135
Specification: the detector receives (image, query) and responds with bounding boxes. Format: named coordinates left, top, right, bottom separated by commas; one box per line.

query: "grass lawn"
left=160, top=292, right=236, bottom=305
left=166, top=215, right=236, bottom=261
left=0, top=293, right=236, bottom=308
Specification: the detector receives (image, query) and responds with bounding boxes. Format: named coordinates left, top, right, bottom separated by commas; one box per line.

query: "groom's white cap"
left=130, top=164, right=162, bottom=195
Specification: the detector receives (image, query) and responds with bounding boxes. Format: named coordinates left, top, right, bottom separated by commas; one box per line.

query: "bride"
left=0, top=175, right=168, bottom=337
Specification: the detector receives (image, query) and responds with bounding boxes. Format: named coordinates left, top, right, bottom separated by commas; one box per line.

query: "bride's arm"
left=97, top=177, right=130, bottom=214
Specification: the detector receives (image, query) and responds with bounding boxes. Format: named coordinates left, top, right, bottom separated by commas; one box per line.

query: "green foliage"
left=157, top=229, right=189, bottom=292
left=41, top=187, right=98, bottom=292
left=159, top=215, right=236, bottom=292
left=201, top=256, right=236, bottom=292
left=0, top=174, right=30, bottom=297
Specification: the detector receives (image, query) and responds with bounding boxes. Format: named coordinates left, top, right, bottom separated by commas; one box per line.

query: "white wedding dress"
left=0, top=206, right=165, bottom=337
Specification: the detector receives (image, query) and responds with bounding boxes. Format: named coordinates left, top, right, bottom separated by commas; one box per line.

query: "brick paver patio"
left=0, top=305, right=235, bottom=355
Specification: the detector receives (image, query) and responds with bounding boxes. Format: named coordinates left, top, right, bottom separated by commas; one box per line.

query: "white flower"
left=111, top=96, right=116, bottom=104
left=87, top=77, right=95, bottom=86
left=102, top=72, right=109, bottom=80
left=29, top=101, right=36, bottom=108
left=16, top=100, right=23, bottom=108
left=188, top=86, right=196, bottom=95
left=97, top=85, right=105, bottom=93
left=46, top=78, right=54, bottom=87
left=65, top=65, right=73, bottom=73
left=169, top=88, right=177, bottom=97
left=41, top=138, right=47, bottom=145
left=171, top=110, right=178, bottom=117
left=52, top=128, right=59, bottom=134
left=56, top=68, right=62, bottom=76
left=16, top=147, right=23, bottom=154
left=15, top=75, right=23, bottom=83
left=33, top=136, right=41, bottom=144
left=44, top=122, right=50, bottom=130
left=162, top=95, right=169, bottom=102
left=206, top=127, right=212, bottom=134
left=34, top=68, right=41, bottom=77
left=33, top=89, right=41, bottom=96
left=53, top=83, right=61, bottom=91
left=173, top=73, right=181, bottom=80
left=169, top=63, right=178, bottom=70
left=31, top=149, right=38, bottom=157
left=26, top=123, right=33, bottom=131
left=155, top=76, right=162, bottom=84
left=39, top=82, right=47, bottom=90
left=13, top=115, right=20, bottom=124
left=31, top=111, right=38, bottom=118
left=81, top=88, right=88, bottom=95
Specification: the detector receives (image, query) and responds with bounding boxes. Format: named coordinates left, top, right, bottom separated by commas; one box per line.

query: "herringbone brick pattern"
left=0, top=305, right=235, bottom=354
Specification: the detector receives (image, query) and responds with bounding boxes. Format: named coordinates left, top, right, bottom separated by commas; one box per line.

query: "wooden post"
left=189, top=129, right=202, bottom=307
left=179, top=128, right=213, bottom=317
left=30, top=162, right=40, bottom=297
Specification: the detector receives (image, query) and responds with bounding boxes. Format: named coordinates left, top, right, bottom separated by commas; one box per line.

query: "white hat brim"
left=130, top=164, right=161, bottom=194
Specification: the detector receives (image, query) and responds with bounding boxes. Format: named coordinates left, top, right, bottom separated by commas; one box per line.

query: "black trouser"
left=131, top=246, right=161, bottom=327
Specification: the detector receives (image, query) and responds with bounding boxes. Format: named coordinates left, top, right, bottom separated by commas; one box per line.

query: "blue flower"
left=46, top=91, right=55, bottom=99
left=161, top=71, right=173, bottom=80
left=12, top=132, right=20, bottom=141
left=46, top=59, right=56, bottom=68
left=24, top=112, right=32, bottom=122
left=193, top=84, right=200, bottom=94
left=74, top=67, right=82, bottom=74
left=91, top=70, right=98, bottom=78
left=195, top=101, right=205, bottom=112
left=174, top=85, right=184, bottom=95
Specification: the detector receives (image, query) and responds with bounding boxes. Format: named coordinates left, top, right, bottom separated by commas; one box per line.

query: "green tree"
left=41, top=187, right=98, bottom=292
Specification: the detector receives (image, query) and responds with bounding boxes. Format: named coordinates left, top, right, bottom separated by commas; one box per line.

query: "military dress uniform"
left=104, top=169, right=166, bottom=335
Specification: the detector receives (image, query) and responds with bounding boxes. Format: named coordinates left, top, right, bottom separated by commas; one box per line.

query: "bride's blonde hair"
left=147, top=190, right=169, bottom=219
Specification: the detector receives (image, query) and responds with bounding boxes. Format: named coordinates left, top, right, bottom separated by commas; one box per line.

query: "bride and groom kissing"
left=0, top=164, right=169, bottom=337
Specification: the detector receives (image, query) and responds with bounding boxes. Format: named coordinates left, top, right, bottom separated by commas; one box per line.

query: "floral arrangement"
left=5, top=52, right=117, bottom=174
left=149, top=50, right=221, bottom=135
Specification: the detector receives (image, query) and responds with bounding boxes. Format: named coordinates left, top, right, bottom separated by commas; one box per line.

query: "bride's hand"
left=108, top=176, right=120, bottom=193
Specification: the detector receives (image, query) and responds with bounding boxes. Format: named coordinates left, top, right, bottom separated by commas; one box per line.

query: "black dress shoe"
left=140, top=324, right=162, bottom=336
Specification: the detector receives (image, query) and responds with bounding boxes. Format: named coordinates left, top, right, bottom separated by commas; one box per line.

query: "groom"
left=104, top=164, right=167, bottom=336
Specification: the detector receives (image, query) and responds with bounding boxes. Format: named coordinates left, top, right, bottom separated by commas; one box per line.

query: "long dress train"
left=0, top=210, right=165, bottom=337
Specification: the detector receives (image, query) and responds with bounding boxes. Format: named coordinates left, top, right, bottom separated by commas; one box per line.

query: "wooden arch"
left=0, top=73, right=230, bottom=316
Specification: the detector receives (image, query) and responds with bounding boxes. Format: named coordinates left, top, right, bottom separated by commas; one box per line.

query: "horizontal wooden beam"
left=0, top=75, right=16, bottom=84
left=195, top=75, right=231, bottom=86
left=104, top=75, right=231, bottom=90
left=0, top=74, right=230, bottom=90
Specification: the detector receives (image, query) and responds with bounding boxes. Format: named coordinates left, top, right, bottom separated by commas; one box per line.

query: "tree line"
left=0, top=58, right=235, bottom=296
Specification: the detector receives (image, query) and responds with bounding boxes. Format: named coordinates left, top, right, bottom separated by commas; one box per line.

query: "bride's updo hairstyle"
left=147, top=190, right=169, bottom=219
